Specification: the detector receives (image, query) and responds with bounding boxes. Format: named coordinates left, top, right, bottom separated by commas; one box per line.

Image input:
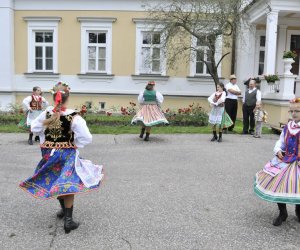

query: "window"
left=87, top=32, right=107, bottom=72
left=24, top=17, right=61, bottom=73
left=190, top=35, right=222, bottom=77
left=258, top=35, right=265, bottom=75
left=133, top=19, right=166, bottom=75
left=34, top=32, right=54, bottom=71
left=195, top=38, right=212, bottom=75
left=78, top=17, right=116, bottom=75
left=141, top=32, right=162, bottom=74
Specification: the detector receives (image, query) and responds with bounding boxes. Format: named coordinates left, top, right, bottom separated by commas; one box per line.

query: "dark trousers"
left=225, top=99, right=238, bottom=130
left=242, top=104, right=255, bottom=133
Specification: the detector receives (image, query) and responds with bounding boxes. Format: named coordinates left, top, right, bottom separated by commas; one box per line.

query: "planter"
left=283, top=58, right=295, bottom=75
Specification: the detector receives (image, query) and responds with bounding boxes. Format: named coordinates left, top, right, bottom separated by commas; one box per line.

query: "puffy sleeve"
left=22, top=96, right=32, bottom=110
left=156, top=91, right=164, bottom=105
left=71, top=115, right=92, bottom=148
left=42, top=97, right=49, bottom=108
left=138, top=91, right=144, bottom=104
left=207, top=93, right=215, bottom=105
left=273, top=129, right=286, bottom=155
left=31, top=110, right=47, bottom=134
left=256, top=90, right=262, bottom=103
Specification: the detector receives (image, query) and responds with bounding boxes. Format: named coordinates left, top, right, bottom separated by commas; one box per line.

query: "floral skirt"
left=131, top=104, right=169, bottom=127
left=254, top=160, right=300, bottom=204
left=19, top=148, right=102, bottom=199
left=221, top=112, right=233, bottom=129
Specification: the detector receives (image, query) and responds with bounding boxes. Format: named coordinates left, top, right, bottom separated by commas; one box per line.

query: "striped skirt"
left=131, top=104, right=169, bottom=127
left=254, top=161, right=300, bottom=204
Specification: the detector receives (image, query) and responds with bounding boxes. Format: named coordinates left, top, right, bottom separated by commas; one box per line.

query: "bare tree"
left=145, top=0, right=247, bottom=88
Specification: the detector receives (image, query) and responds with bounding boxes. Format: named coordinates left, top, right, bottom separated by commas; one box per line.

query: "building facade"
left=0, top=0, right=232, bottom=113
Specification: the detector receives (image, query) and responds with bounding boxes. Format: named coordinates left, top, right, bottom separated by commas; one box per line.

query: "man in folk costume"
left=254, top=98, right=300, bottom=226
left=131, top=81, right=169, bottom=141
left=22, top=86, right=48, bottom=145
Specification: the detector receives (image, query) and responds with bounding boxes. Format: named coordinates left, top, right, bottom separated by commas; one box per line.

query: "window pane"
left=206, top=62, right=212, bottom=74
left=88, top=46, right=96, bottom=59
left=152, top=48, right=160, bottom=60
left=46, top=59, right=53, bottom=70
left=98, top=33, right=106, bottom=44
left=35, top=32, right=44, bottom=42
left=89, top=33, right=97, bottom=43
left=46, top=47, right=53, bottom=58
left=45, top=32, right=53, bottom=43
left=152, top=60, right=160, bottom=72
left=35, top=46, right=43, bottom=58
left=259, top=51, right=265, bottom=63
left=35, top=59, right=43, bottom=70
left=258, top=63, right=264, bottom=75
left=88, top=59, right=96, bottom=71
left=98, top=60, right=106, bottom=71
left=141, top=47, right=151, bottom=73
left=98, top=48, right=106, bottom=59
left=260, top=36, right=266, bottom=47
left=153, top=33, right=161, bottom=44
left=196, top=50, right=204, bottom=62
left=142, top=33, right=151, bottom=44
left=196, top=62, right=203, bottom=74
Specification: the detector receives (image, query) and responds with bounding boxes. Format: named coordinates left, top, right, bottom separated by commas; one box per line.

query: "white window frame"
left=254, top=30, right=266, bottom=76
left=24, top=17, right=61, bottom=73
left=133, top=19, right=167, bottom=76
left=78, top=17, right=116, bottom=74
left=190, top=35, right=222, bottom=77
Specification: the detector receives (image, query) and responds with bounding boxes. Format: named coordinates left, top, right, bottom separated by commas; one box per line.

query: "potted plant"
left=264, top=74, right=279, bottom=83
left=283, top=50, right=297, bottom=75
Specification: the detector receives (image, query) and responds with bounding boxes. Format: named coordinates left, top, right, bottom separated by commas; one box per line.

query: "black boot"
left=139, top=128, right=146, bottom=138
left=273, top=203, right=288, bottom=226
left=295, top=205, right=300, bottom=222
left=218, top=132, right=222, bottom=142
left=144, top=132, right=150, bottom=141
left=56, top=198, right=65, bottom=219
left=28, top=133, right=33, bottom=145
left=211, top=131, right=217, bottom=142
left=64, top=206, right=79, bottom=234
left=34, top=136, right=40, bottom=142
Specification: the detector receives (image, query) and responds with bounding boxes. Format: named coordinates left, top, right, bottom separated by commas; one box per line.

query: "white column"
left=264, top=10, right=279, bottom=74
left=0, top=0, right=15, bottom=110
left=276, top=25, right=287, bottom=75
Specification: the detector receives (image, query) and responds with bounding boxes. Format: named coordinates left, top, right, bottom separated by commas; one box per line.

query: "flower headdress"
left=50, top=82, right=70, bottom=112
left=289, top=97, right=300, bottom=103
left=147, top=81, right=156, bottom=85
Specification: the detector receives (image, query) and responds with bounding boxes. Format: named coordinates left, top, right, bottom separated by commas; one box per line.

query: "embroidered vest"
left=41, top=112, right=77, bottom=149
left=30, top=95, right=43, bottom=110
left=143, top=90, right=156, bottom=102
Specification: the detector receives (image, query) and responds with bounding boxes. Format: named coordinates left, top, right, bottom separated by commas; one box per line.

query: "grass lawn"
left=0, top=120, right=274, bottom=134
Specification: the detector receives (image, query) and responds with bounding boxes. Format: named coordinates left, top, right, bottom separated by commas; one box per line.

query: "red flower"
left=106, top=111, right=112, bottom=116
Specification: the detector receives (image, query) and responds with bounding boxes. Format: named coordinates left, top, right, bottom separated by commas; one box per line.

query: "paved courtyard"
left=0, top=133, right=300, bottom=250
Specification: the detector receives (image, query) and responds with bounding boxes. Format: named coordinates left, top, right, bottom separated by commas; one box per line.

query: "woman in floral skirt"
left=19, top=82, right=104, bottom=234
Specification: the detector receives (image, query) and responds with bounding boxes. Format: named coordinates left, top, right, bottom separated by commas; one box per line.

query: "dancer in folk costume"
left=208, top=83, right=232, bottom=142
left=131, top=81, right=169, bottom=141
left=22, top=86, right=49, bottom=145
left=254, top=98, right=300, bottom=226
left=19, top=82, right=104, bottom=234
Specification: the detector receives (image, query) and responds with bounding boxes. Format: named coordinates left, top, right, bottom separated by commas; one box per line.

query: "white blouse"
left=22, top=95, right=49, bottom=110
left=208, top=91, right=226, bottom=106
left=137, top=91, right=164, bottom=105
left=31, top=106, right=92, bottom=148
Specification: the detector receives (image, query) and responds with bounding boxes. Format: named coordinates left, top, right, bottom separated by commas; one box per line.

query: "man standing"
left=22, top=86, right=48, bottom=145
left=225, top=74, right=241, bottom=131
left=242, top=79, right=261, bottom=135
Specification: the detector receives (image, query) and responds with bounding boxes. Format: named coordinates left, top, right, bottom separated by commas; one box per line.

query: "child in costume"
left=254, top=97, right=300, bottom=226
left=131, top=81, right=169, bottom=141
left=22, top=86, right=48, bottom=145
left=253, top=102, right=268, bottom=138
left=208, top=83, right=232, bottom=142
left=19, top=82, right=104, bottom=234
